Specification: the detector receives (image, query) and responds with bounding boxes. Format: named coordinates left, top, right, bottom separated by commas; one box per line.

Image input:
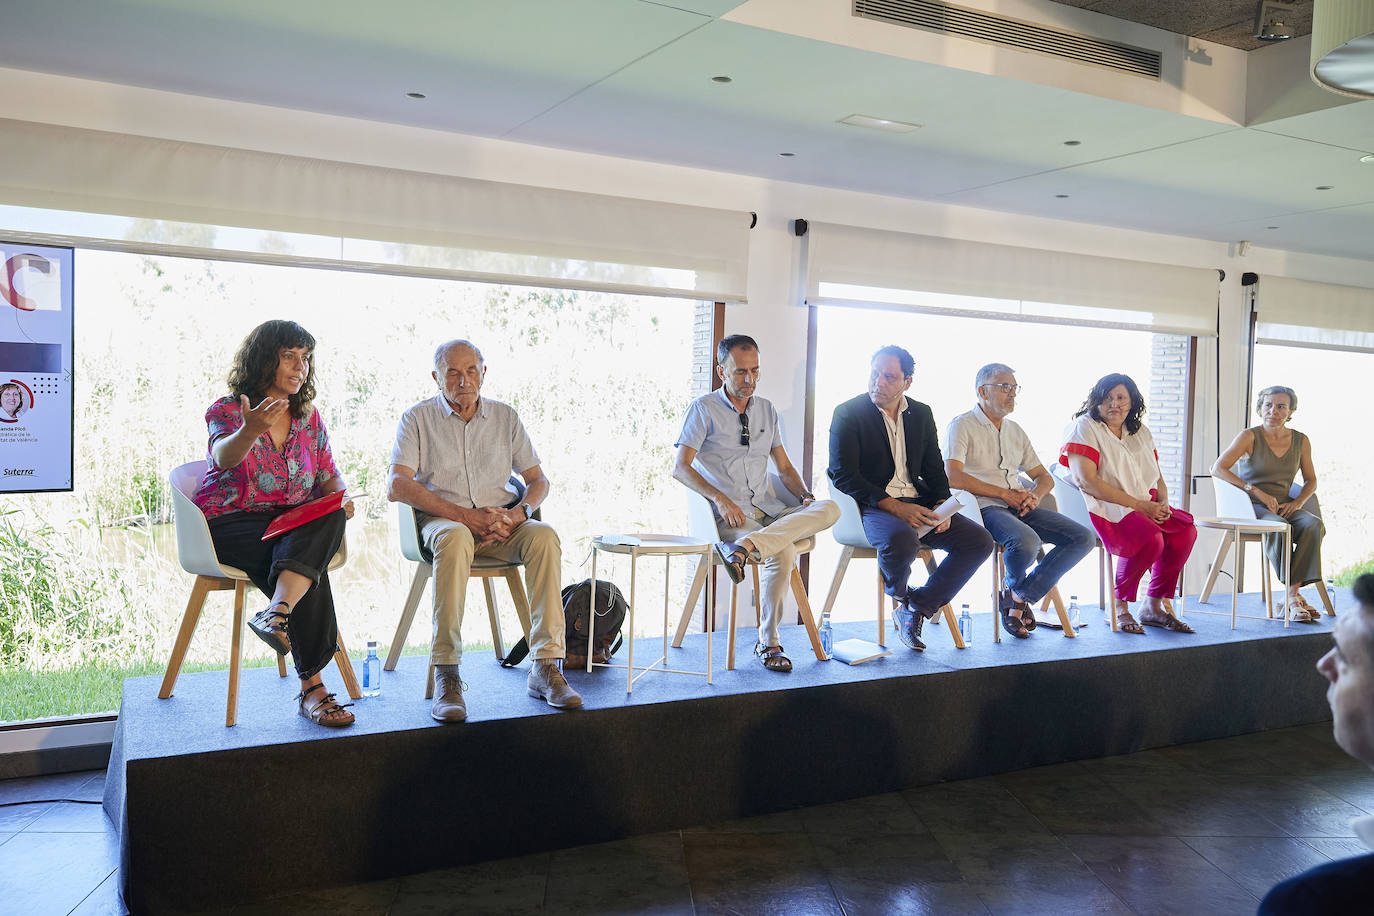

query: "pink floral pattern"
left=192, top=397, right=341, bottom=519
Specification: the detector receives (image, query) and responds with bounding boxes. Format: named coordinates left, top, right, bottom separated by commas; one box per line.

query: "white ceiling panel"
left=1253, top=100, right=1374, bottom=154
left=0, top=0, right=711, bottom=137
left=511, top=20, right=1234, bottom=195
left=1216, top=201, right=1374, bottom=261
left=945, top=128, right=1374, bottom=238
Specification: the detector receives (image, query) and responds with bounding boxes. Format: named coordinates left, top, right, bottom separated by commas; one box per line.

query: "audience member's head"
left=1255, top=385, right=1298, bottom=416
left=1317, top=574, right=1374, bottom=768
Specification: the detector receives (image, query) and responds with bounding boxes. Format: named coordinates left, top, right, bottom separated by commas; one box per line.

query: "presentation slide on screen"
left=0, top=241, right=73, bottom=493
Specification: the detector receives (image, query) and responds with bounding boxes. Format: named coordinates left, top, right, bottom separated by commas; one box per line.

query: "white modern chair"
left=1051, top=466, right=1117, bottom=631
left=817, top=486, right=967, bottom=649
left=387, top=498, right=534, bottom=698
left=1201, top=478, right=1334, bottom=618
left=161, top=460, right=360, bottom=726
left=952, top=490, right=1076, bottom=642
left=672, top=474, right=824, bottom=669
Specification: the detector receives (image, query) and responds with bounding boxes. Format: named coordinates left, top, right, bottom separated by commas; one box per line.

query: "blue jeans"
left=980, top=505, right=1095, bottom=604
left=860, top=501, right=993, bottom=616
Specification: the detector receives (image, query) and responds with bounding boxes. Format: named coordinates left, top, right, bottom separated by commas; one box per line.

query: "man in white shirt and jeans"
left=945, top=362, right=1094, bottom=639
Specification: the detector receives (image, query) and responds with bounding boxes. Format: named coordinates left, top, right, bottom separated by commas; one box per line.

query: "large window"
left=810, top=304, right=1187, bottom=622
left=1251, top=344, right=1373, bottom=582
left=0, top=248, right=696, bottom=722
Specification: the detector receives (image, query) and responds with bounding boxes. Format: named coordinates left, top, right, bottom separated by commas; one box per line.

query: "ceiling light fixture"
left=1055, top=194, right=1070, bottom=199
left=1362, top=154, right=1374, bottom=163
left=837, top=114, right=921, bottom=133
left=405, top=91, right=426, bottom=99
left=779, top=152, right=795, bottom=157
left=1311, top=0, right=1374, bottom=98
left=1063, top=140, right=1082, bottom=146
left=1316, top=185, right=1335, bottom=189
left=711, top=75, right=732, bottom=83
left=1253, top=1, right=1295, bottom=42
left=1267, top=226, right=1280, bottom=229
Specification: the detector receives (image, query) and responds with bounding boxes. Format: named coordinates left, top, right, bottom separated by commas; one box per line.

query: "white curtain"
left=804, top=221, right=1219, bottom=336
left=1256, top=276, right=1374, bottom=352
left=0, top=118, right=751, bottom=302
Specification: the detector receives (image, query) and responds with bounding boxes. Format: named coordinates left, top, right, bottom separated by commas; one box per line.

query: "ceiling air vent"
left=853, top=0, right=1162, bottom=79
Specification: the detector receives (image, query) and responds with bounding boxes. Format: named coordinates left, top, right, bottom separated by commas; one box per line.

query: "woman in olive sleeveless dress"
left=1211, top=386, right=1325, bottom=622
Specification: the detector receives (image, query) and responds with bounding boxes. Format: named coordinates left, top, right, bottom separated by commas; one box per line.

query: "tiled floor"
left=3, top=723, right=1371, bottom=914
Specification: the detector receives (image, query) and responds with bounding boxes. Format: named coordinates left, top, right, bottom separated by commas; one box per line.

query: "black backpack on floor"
left=563, top=579, right=627, bottom=669
left=500, top=579, right=626, bottom=669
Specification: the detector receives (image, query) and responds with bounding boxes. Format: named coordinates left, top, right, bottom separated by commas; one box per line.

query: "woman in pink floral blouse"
left=193, top=319, right=356, bottom=727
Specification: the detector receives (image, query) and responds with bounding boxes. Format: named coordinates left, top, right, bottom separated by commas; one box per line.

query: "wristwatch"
left=801, top=491, right=815, bottom=503
left=1242, top=482, right=1253, bottom=493
left=520, top=502, right=533, bottom=519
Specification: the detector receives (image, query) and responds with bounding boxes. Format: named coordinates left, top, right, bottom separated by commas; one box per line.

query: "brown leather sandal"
left=248, top=600, right=292, bottom=656
left=298, top=683, right=355, bottom=728
left=1113, top=607, right=1146, bottom=635
left=1141, top=613, right=1195, bottom=634
left=755, top=643, right=793, bottom=673
left=715, top=542, right=747, bottom=584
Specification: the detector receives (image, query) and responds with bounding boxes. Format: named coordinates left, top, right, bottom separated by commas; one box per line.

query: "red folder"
left=260, top=491, right=348, bottom=540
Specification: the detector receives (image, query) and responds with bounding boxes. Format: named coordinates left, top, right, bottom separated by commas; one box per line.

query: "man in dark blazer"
left=1258, top=573, right=1374, bottom=914
left=827, top=345, right=993, bottom=650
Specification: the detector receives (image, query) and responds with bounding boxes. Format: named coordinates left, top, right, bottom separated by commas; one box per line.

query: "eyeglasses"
left=982, top=383, right=1021, bottom=394
left=739, top=412, right=750, bottom=447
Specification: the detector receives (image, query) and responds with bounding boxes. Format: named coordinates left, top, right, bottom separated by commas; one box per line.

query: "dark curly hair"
left=227, top=320, right=316, bottom=419
left=1074, top=372, right=1146, bottom=435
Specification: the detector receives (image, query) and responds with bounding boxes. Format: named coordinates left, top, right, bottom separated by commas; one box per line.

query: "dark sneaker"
left=891, top=604, right=926, bottom=651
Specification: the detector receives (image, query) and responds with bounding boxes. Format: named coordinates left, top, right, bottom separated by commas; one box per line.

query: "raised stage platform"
left=103, top=592, right=1344, bottom=913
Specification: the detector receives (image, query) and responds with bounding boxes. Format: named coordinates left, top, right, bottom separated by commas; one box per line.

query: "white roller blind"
left=0, top=118, right=751, bottom=302
left=804, top=222, right=1218, bottom=335
left=1256, top=275, right=1374, bottom=352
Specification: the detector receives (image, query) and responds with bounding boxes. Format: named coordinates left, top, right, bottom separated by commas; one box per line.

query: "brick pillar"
left=1148, top=334, right=1188, bottom=499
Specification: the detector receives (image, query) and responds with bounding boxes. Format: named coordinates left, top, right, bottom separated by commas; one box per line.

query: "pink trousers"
left=1090, top=508, right=1196, bottom=601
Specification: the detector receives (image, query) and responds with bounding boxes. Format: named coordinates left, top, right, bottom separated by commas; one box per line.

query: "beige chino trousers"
left=717, top=499, right=840, bottom=649
left=421, top=517, right=565, bottom=667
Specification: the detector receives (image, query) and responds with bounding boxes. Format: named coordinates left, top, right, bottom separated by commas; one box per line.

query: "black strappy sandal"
left=297, top=683, right=354, bottom=728
left=248, top=600, right=292, bottom=656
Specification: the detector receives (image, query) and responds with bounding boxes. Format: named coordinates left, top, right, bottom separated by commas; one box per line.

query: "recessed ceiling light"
left=1063, top=140, right=1082, bottom=146
left=779, top=152, right=796, bottom=157
left=405, top=91, right=426, bottom=100
left=1055, top=194, right=1070, bottom=198
left=1362, top=154, right=1374, bottom=164
left=1267, top=226, right=1280, bottom=230
left=837, top=114, right=921, bottom=133
left=711, top=75, right=732, bottom=83
left=1316, top=185, right=1334, bottom=190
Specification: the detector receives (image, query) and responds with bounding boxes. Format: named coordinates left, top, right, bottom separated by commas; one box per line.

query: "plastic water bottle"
left=1070, top=595, right=1082, bottom=630
left=959, top=604, right=972, bottom=644
left=362, top=640, right=381, bottom=697
left=819, top=613, right=833, bottom=660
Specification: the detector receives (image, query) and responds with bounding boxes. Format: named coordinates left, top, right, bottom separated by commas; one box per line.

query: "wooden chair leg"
left=1317, top=578, right=1336, bottom=616
left=425, top=662, right=435, bottom=700
left=942, top=604, right=966, bottom=649
left=673, top=556, right=711, bottom=647
left=726, top=580, right=740, bottom=670
left=386, top=563, right=431, bottom=671
left=333, top=631, right=362, bottom=700
left=876, top=566, right=885, bottom=647
left=505, top=568, right=533, bottom=640
left=159, top=576, right=215, bottom=699
left=751, top=564, right=762, bottom=629
left=789, top=566, right=825, bottom=661
left=1098, top=544, right=1107, bottom=611
left=992, top=547, right=1002, bottom=644
left=482, top=576, right=506, bottom=661
left=1236, top=539, right=1246, bottom=594
left=819, top=546, right=854, bottom=621
left=1045, top=586, right=1075, bottom=636
left=227, top=581, right=247, bottom=727
left=1106, top=554, right=1119, bottom=633
left=276, top=654, right=288, bottom=677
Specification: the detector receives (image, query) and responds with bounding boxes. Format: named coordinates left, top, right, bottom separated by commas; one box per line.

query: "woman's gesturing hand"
left=239, top=394, right=289, bottom=435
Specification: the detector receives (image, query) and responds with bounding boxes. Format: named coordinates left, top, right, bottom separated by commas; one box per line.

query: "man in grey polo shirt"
left=388, top=339, right=580, bottom=721
left=673, top=334, right=839, bottom=673
left=944, top=362, right=1094, bottom=639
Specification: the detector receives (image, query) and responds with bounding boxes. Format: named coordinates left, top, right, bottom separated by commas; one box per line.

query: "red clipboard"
left=260, top=491, right=348, bottom=540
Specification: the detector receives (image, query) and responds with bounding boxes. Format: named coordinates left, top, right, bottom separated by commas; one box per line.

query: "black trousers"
left=861, top=499, right=994, bottom=616
left=206, top=508, right=345, bottom=680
